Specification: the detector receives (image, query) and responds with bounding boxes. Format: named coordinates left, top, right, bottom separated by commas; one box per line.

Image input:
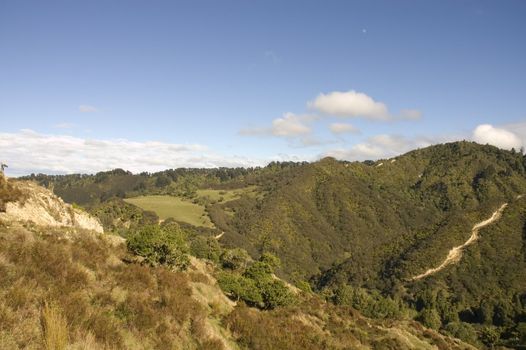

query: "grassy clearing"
left=196, top=186, right=258, bottom=203
left=124, top=195, right=214, bottom=227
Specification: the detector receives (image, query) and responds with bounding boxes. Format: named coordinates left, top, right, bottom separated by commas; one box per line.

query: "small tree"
left=217, top=272, right=262, bottom=306
left=443, top=322, right=478, bottom=345
left=190, top=236, right=222, bottom=263
left=260, top=279, right=294, bottom=309
left=221, top=248, right=251, bottom=271
left=244, top=261, right=273, bottom=281
left=259, top=252, right=281, bottom=269
left=480, top=326, right=499, bottom=349
left=418, top=308, right=442, bottom=330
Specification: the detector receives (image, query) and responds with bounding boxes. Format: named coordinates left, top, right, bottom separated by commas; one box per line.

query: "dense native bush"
left=332, top=284, right=404, bottom=320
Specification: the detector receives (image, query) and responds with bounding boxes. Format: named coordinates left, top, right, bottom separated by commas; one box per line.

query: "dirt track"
left=411, top=202, right=509, bottom=281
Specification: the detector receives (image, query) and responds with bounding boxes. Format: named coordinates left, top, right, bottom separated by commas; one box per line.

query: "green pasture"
left=195, top=186, right=259, bottom=203
left=124, top=195, right=214, bottom=228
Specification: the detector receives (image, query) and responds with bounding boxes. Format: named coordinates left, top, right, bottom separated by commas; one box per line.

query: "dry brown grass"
left=41, top=302, right=68, bottom=350
left=0, top=223, right=220, bottom=349
left=0, top=175, right=25, bottom=212
left=0, top=219, right=474, bottom=350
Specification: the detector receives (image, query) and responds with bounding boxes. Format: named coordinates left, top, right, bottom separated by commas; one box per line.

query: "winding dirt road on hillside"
left=410, top=201, right=511, bottom=281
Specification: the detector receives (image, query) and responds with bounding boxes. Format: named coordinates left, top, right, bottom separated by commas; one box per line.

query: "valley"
left=7, top=141, right=526, bottom=349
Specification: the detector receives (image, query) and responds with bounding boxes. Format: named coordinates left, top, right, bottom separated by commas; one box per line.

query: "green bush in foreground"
left=218, top=253, right=295, bottom=309
left=127, top=224, right=190, bottom=270
left=217, top=272, right=263, bottom=306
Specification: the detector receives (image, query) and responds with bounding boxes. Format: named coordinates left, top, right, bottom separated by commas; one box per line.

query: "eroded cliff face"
left=0, top=177, right=103, bottom=233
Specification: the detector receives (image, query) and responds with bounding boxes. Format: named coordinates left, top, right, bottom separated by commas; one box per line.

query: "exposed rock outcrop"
left=0, top=177, right=103, bottom=233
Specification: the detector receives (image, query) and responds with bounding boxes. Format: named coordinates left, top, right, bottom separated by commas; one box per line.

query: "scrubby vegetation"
left=0, top=224, right=212, bottom=349
left=217, top=252, right=295, bottom=310
left=88, top=198, right=159, bottom=235
left=0, top=221, right=474, bottom=349
left=22, top=141, right=526, bottom=348
left=127, top=223, right=191, bottom=270
left=0, top=175, right=25, bottom=212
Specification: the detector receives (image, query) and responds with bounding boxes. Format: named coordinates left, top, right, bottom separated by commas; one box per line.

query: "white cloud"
left=79, top=105, right=98, bottom=113
left=329, top=123, right=360, bottom=135
left=399, top=109, right=422, bottom=120
left=240, top=113, right=314, bottom=137
left=323, top=121, right=526, bottom=162
left=323, top=134, right=451, bottom=161
left=0, top=130, right=264, bottom=176
left=309, top=90, right=390, bottom=120
left=271, top=113, right=312, bottom=136
left=472, top=124, right=523, bottom=150
left=308, top=90, right=422, bottom=121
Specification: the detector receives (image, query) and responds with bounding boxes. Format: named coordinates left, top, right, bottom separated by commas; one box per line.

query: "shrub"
left=260, top=279, right=294, bottom=309
left=259, top=252, right=281, bottom=269
left=220, top=248, right=251, bottom=271
left=219, top=252, right=295, bottom=310
left=190, top=235, right=222, bottom=263
left=243, top=261, right=273, bottom=281
left=479, top=326, right=500, bottom=348
left=443, top=322, right=478, bottom=345
left=217, top=272, right=262, bottom=306
left=295, top=280, right=312, bottom=293
left=333, top=285, right=402, bottom=319
left=127, top=224, right=189, bottom=270
left=418, top=308, right=442, bottom=330
left=0, top=176, right=25, bottom=212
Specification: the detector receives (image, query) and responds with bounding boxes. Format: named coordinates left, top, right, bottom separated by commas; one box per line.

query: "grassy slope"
left=124, top=195, right=214, bottom=227
left=0, top=223, right=475, bottom=350
left=122, top=187, right=258, bottom=228
left=196, top=186, right=258, bottom=203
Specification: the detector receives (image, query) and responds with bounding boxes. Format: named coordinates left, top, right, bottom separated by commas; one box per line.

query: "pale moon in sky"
left=362, top=28, right=367, bottom=33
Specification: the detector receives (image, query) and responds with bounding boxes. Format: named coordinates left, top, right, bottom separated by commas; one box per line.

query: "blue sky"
left=1, top=0, right=526, bottom=175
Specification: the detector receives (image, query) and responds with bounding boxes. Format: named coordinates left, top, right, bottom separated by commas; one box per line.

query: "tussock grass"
left=41, top=302, right=68, bottom=350
left=0, top=224, right=218, bottom=349
left=0, top=218, right=476, bottom=350
left=0, top=175, right=25, bottom=212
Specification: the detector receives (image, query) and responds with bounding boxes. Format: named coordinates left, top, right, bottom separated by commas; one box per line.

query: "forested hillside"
left=28, top=141, right=526, bottom=348
left=0, top=173, right=476, bottom=350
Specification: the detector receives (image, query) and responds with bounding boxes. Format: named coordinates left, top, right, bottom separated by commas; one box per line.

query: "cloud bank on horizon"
left=0, top=129, right=264, bottom=176
left=1, top=121, right=525, bottom=176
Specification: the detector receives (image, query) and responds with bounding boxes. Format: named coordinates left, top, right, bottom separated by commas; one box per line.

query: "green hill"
left=26, top=141, right=526, bottom=348
left=0, top=174, right=475, bottom=350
